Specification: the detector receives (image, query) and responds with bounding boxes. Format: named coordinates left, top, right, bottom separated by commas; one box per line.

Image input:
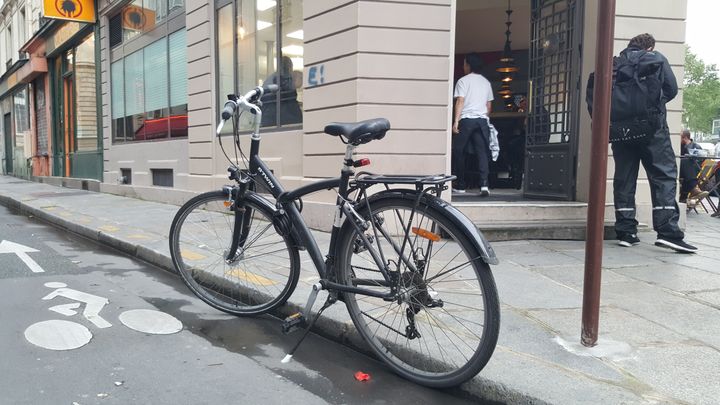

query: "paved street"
left=1, top=176, right=720, bottom=404
left=0, top=204, right=474, bottom=405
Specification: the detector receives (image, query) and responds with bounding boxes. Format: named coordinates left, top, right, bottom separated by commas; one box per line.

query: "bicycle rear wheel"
left=337, top=195, right=500, bottom=388
left=169, top=191, right=299, bottom=316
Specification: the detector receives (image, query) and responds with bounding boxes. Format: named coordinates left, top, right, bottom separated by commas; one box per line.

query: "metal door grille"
left=524, top=0, right=583, bottom=200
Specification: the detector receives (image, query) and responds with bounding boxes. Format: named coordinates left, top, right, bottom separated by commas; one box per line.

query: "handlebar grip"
left=221, top=101, right=236, bottom=120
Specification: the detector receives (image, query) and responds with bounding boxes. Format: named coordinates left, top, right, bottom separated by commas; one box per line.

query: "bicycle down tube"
left=240, top=142, right=397, bottom=298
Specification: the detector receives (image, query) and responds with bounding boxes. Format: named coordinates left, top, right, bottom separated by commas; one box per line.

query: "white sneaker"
left=452, top=188, right=466, bottom=194
left=480, top=187, right=490, bottom=197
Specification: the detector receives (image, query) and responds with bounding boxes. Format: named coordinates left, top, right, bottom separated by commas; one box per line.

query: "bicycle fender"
left=233, top=190, right=305, bottom=250
left=353, top=189, right=499, bottom=266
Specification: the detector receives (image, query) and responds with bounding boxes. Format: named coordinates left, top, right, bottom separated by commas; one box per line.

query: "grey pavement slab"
left=2, top=175, right=720, bottom=404
left=527, top=307, right=688, bottom=347
left=492, top=262, right=583, bottom=309
left=616, top=345, right=720, bottom=405
left=688, top=290, right=720, bottom=307
left=611, top=264, right=720, bottom=292
left=601, top=281, right=720, bottom=349
left=503, top=251, right=584, bottom=268
left=533, top=265, right=632, bottom=291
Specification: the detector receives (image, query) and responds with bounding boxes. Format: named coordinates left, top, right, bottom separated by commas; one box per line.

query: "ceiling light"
left=286, top=30, right=303, bottom=40
left=281, top=45, right=304, bottom=56
left=257, top=20, right=273, bottom=31
left=496, top=65, right=519, bottom=73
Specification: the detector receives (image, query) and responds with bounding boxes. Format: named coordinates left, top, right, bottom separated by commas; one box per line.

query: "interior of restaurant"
left=454, top=0, right=531, bottom=200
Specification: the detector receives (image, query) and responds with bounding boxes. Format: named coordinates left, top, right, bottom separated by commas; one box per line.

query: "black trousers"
left=679, top=157, right=700, bottom=198
left=612, top=129, right=684, bottom=240
left=452, top=118, right=491, bottom=189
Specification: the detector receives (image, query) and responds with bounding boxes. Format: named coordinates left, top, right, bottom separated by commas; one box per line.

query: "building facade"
left=2, top=0, right=689, bottom=229
left=0, top=0, right=103, bottom=180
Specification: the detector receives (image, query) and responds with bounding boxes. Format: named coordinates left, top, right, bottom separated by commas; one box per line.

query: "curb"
left=0, top=191, right=548, bottom=405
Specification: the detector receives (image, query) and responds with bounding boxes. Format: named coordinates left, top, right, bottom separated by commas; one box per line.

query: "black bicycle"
left=169, top=85, right=500, bottom=388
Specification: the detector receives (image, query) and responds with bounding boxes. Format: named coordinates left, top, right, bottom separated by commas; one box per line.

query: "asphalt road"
left=0, top=205, right=476, bottom=405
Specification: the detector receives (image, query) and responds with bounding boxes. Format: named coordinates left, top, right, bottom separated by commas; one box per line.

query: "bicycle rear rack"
left=353, top=173, right=455, bottom=192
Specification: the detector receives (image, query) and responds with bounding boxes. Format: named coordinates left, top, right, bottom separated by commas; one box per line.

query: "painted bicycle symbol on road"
left=24, top=282, right=183, bottom=351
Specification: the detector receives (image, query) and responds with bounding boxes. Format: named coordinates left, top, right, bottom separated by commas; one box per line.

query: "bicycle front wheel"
left=169, top=191, right=300, bottom=316
left=337, top=195, right=500, bottom=388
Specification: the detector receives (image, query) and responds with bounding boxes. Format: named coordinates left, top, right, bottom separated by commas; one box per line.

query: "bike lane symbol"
left=43, top=282, right=112, bottom=328
left=24, top=282, right=182, bottom=351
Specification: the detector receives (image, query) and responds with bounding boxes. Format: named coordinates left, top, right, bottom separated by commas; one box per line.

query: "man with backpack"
left=588, top=33, right=697, bottom=253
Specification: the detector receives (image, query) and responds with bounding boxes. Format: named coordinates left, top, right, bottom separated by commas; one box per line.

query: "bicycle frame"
left=227, top=116, right=398, bottom=300
left=219, top=88, right=492, bottom=303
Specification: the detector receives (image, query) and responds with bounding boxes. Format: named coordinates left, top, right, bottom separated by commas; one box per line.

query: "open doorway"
left=453, top=0, right=583, bottom=202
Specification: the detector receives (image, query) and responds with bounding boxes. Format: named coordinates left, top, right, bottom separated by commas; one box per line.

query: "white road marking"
left=49, top=303, right=81, bottom=316
left=42, top=285, right=112, bottom=328
left=0, top=240, right=44, bottom=273
left=119, top=309, right=182, bottom=335
left=45, top=282, right=67, bottom=288
left=24, top=320, right=92, bottom=350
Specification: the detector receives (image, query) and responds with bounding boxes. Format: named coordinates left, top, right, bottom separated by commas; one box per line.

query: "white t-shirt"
left=715, top=142, right=720, bottom=158
left=454, top=73, right=494, bottom=119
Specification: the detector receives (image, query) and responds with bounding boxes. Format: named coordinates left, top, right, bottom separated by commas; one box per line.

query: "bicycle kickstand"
left=281, top=283, right=333, bottom=363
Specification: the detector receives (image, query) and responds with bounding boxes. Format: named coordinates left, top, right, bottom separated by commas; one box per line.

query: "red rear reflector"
left=412, top=227, right=441, bottom=242
left=353, top=158, right=371, bottom=167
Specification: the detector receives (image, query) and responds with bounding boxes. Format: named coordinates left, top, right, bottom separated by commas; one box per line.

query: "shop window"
left=13, top=87, right=30, bottom=135
left=216, top=0, right=303, bottom=132
left=109, top=14, right=123, bottom=48
left=111, top=29, right=187, bottom=143
left=168, top=29, right=188, bottom=138
left=75, top=34, right=98, bottom=152
left=110, top=0, right=185, bottom=49
left=34, top=80, right=48, bottom=155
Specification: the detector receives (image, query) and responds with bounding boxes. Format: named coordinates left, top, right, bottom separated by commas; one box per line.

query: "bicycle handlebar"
left=216, top=85, right=280, bottom=135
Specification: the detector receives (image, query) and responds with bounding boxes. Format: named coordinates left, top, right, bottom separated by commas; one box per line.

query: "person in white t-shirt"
left=452, top=53, right=494, bottom=196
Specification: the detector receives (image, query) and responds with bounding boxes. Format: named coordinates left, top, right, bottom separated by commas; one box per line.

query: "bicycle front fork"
left=223, top=179, right=253, bottom=262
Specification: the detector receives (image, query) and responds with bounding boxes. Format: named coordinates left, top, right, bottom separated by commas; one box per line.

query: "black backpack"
left=586, top=49, right=665, bottom=144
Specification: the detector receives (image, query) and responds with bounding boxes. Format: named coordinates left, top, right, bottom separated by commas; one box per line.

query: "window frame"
left=109, top=0, right=187, bottom=144
left=214, top=0, right=303, bottom=134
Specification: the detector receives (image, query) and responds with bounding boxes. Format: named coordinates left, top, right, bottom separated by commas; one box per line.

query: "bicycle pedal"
left=281, top=312, right=306, bottom=334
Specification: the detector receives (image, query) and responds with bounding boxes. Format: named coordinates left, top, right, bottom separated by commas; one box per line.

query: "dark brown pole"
left=581, top=0, right=616, bottom=347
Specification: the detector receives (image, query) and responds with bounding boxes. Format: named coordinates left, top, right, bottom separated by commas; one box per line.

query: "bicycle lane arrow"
left=0, top=240, right=45, bottom=273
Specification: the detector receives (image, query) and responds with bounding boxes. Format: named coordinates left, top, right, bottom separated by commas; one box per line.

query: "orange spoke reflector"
left=411, top=227, right=441, bottom=242
left=223, top=201, right=232, bottom=207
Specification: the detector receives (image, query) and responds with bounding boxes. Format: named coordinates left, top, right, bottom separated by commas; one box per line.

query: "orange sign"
left=43, top=0, right=95, bottom=23
left=122, top=6, right=156, bottom=32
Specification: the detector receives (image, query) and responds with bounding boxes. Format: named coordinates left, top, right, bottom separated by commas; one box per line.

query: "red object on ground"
left=354, top=371, right=371, bottom=382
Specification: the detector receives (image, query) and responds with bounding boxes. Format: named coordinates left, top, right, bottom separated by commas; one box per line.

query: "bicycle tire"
left=169, top=190, right=300, bottom=316
left=337, top=195, right=500, bottom=388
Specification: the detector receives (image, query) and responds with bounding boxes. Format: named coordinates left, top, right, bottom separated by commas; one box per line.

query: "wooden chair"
left=687, top=159, right=720, bottom=214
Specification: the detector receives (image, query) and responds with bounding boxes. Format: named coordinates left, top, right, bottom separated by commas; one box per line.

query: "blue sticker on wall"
left=308, top=65, right=325, bottom=87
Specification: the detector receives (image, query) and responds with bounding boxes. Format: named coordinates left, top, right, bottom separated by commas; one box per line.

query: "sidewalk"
left=1, top=175, right=719, bottom=404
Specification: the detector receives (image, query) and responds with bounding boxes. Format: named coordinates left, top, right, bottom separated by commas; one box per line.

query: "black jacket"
left=621, top=47, right=678, bottom=109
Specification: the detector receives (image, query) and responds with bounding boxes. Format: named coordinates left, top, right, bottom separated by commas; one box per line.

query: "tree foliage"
left=683, top=47, right=720, bottom=134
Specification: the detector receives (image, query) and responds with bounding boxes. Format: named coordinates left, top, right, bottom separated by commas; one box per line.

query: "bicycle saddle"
left=324, top=118, right=391, bottom=145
